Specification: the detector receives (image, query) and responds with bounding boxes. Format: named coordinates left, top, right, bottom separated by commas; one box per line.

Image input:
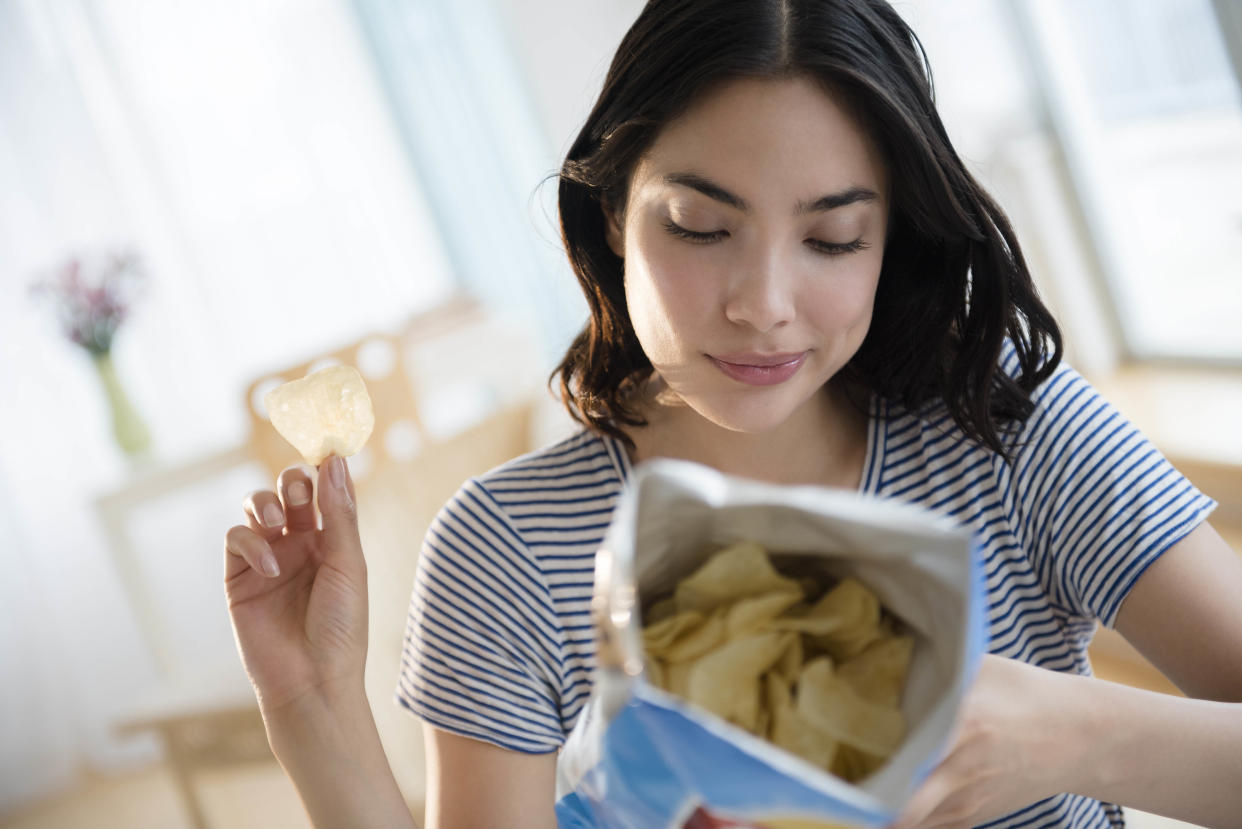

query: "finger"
left=317, top=454, right=362, bottom=569
left=243, top=489, right=286, bottom=541
left=889, top=764, right=953, bottom=829
left=277, top=465, right=318, bottom=532
left=225, top=525, right=281, bottom=579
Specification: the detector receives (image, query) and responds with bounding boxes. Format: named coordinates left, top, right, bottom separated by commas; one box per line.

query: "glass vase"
left=91, top=351, right=152, bottom=457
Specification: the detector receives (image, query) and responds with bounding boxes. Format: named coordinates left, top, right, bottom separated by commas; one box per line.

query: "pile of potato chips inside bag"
left=642, top=540, right=913, bottom=783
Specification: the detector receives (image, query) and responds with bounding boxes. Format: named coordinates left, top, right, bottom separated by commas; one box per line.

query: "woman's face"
left=608, top=75, right=889, bottom=435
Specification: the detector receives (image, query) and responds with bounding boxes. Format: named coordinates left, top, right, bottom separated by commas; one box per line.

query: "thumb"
left=317, top=454, right=362, bottom=564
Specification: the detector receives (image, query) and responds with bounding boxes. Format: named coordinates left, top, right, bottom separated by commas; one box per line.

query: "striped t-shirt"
left=396, top=355, right=1215, bottom=828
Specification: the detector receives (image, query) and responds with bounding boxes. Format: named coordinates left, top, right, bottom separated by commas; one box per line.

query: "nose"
left=722, top=247, right=796, bottom=333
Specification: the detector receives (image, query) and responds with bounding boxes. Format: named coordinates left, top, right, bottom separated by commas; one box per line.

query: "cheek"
left=625, top=231, right=719, bottom=322
left=807, top=255, right=882, bottom=329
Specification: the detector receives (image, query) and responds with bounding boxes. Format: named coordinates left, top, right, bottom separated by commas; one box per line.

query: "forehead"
left=631, top=75, right=888, bottom=200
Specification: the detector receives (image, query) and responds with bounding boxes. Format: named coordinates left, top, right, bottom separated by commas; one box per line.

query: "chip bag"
left=555, top=459, right=986, bottom=829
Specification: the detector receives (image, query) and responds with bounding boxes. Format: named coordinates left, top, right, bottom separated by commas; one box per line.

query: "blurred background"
left=1, top=0, right=1239, bottom=827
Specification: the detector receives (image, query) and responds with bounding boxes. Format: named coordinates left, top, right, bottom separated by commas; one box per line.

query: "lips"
left=707, top=351, right=807, bottom=386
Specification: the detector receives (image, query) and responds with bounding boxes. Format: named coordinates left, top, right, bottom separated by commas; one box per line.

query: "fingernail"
left=260, top=552, right=280, bottom=578
left=262, top=503, right=284, bottom=528
left=289, top=481, right=310, bottom=506
left=330, top=456, right=346, bottom=490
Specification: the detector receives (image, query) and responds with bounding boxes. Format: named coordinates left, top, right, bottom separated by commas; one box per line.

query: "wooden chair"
left=101, top=294, right=544, bottom=827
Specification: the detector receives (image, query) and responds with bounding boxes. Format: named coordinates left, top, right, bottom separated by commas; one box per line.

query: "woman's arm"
left=893, top=521, right=1242, bottom=828
left=1113, top=521, right=1242, bottom=701
left=1068, top=672, right=1242, bottom=827
left=422, top=724, right=558, bottom=829
left=1084, top=520, right=1242, bottom=824
left=265, top=681, right=417, bottom=829
left=224, top=457, right=416, bottom=828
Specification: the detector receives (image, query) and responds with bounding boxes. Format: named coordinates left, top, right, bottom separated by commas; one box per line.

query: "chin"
left=690, top=393, right=805, bottom=435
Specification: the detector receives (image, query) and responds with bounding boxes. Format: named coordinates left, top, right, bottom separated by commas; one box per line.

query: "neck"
left=625, top=379, right=869, bottom=490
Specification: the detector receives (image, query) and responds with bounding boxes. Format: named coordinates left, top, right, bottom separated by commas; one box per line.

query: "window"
left=1016, top=0, right=1242, bottom=362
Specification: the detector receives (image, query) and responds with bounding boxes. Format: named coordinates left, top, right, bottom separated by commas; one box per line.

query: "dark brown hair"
left=553, top=0, right=1061, bottom=458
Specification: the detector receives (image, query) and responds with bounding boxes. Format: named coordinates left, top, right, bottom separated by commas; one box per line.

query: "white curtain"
left=0, top=0, right=476, bottom=812
left=349, top=0, right=587, bottom=360
left=0, top=478, right=80, bottom=812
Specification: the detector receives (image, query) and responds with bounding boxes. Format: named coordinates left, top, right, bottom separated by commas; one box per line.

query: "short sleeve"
left=1014, top=361, right=1217, bottom=627
left=395, top=478, right=567, bottom=754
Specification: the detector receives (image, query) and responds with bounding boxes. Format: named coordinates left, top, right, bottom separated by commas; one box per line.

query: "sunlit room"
left=2, top=0, right=1240, bottom=827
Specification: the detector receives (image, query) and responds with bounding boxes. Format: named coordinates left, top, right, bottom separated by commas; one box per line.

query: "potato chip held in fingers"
left=263, top=365, right=375, bottom=466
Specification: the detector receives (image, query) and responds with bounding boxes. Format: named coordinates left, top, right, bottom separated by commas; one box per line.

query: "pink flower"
left=29, top=248, right=146, bottom=355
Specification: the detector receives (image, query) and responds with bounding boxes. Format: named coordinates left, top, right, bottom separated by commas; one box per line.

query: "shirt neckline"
left=600, top=395, right=882, bottom=495
left=859, top=393, right=884, bottom=496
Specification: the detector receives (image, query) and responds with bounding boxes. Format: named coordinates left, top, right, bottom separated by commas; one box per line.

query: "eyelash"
left=661, top=219, right=868, bottom=256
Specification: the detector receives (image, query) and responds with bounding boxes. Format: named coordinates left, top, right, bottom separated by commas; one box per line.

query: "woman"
left=224, top=1, right=1242, bottom=826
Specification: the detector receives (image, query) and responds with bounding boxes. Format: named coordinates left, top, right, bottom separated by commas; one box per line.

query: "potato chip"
left=764, top=670, right=792, bottom=718
left=643, top=610, right=707, bottom=654
left=687, top=631, right=790, bottom=731
left=645, top=658, right=666, bottom=690
left=796, top=658, right=905, bottom=758
left=836, top=635, right=914, bottom=708
left=830, top=744, right=887, bottom=782
left=767, top=672, right=838, bottom=770
left=755, top=682, right=773, bottom=739
left=645, top=596, right=679, bottom=625
left=674, top=541, right=801, bottom=613
left=775, top=634, right=805, bottom=684
left=771, top=577, right=882, bottom=659
left=658, top=611, right=728, bottom=663
left=263, top=365, right=375, bottom=466
left=724, top=591, right=803, bottom=640
left=664, top=660, right=694, bottom=697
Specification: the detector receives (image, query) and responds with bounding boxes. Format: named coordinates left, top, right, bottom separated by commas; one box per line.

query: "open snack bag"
left=555, top=459, right=987, bottom=829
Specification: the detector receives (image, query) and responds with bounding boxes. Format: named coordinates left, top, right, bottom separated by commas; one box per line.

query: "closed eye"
left=806, top=238, right=868, bottom=256
left=662, top=219, right=727, bottom=244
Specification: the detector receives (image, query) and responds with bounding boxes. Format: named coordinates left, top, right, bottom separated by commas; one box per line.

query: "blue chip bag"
left=555, top=459, right=987, bottom=829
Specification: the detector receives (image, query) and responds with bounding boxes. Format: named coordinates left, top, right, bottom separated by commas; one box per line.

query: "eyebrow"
left=663, top=172, right=878, bottom=214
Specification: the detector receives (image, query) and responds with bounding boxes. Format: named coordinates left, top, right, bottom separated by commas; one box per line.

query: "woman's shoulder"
left=871, top=340, right=1089, bottom=454
left=432, top=428, right=629, bottom=540
left=1002, top=347, right=1104, bottom=443
left=476, top=428, right=627, bottom=487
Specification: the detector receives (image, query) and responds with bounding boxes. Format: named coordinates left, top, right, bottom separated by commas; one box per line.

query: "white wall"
left=491, top=0, right=646, bottom=157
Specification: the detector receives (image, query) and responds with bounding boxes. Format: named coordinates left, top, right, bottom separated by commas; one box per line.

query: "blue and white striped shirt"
left=396, top=355, right=1215, bottom=828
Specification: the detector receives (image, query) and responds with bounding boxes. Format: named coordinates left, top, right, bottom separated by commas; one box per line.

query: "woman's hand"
left=890, top=654, right=1087, bottom=828
left=224, top=454, right=368, bottom=718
